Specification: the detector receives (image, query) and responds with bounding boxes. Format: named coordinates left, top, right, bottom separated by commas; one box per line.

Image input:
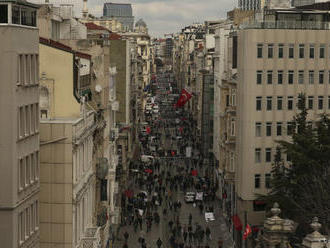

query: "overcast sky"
left=32, top=0, right=236, bottom=37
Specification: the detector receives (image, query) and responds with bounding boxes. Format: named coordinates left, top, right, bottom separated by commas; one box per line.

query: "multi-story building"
left=103, top=3, right=134, bottom=32
left=235, top=7, right=330, bottom=246
left=38, top=38, right=101, bottom=248
left=0, top=1, right=40, bottom=247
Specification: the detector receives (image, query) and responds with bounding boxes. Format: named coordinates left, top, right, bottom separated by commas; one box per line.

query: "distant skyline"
left=30, top=0, right=236, bottom=37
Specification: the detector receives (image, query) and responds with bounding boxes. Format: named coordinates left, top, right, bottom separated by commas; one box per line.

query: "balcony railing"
left=242, top=20, right=330, bottom=30
left=73, top=112, right=95, bottom=141
left=80, top=227, right=101, bottom=248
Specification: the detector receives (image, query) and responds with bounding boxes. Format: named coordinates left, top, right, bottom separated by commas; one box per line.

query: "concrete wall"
left=39, top=44, right=80, bottom=119
left=0, top=25, right=40, bottom=248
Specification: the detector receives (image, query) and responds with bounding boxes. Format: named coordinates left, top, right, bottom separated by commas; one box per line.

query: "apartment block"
left=0, top=1, right=40, bottom=247
left=236, top=8, right=330, bottom=235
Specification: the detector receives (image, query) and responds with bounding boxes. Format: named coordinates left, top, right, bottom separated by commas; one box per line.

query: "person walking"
left=124, top=231, right=129, bottom=242
left=156, top=237, right=163, bottom=248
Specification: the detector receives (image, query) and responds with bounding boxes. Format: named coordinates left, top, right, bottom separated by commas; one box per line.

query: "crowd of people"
left=117, top=73, right=222, bottom=248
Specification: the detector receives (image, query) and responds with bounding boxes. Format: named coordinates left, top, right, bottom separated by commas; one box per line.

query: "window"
left=318, top=96, right=324, bottom=110
left=19, top=55, right=25, bottom=85
left=277, top=70, right=283, bottom=84
left=265, top=148, right=272, bottom=162
left=19, top=159, right=24, bottom=191
left=268, top=44, right=273, bottom=58
left=298, top=70, right=304, bottom=84
left=35, top=151, right=39, bottom=181
left=19, top=106, right=24, bottom=139
left=30, top=153, right=35, bottom=184
left=255, top=122, right=262, bottom=137
left=278, top=44, right=283, bottom=58
left=287, top=122, right=294, bottom=135
left=31, top=204, right=35, bottom=234
left=255, top=148, right=261, bottom=163
left=265, top=174, right=271, bottom=188
left=299, top=44, right=304, bottom=58
left=25, top=105, right=30, bottom=136
left=288, top=70, right=294, bottom=84
left=0, top=5, right=8, bottom=23
left=26, top=55, right=30, bottom=85
left=35, top=200, right=39, bottom=230
left=255, top=174, right=261, bottom=188
left=329, top=71, right=330, bottom=84
left=229, top=152, right=235, bottom=171
left=25, top=156, right=30, bottom=187
left=266, top=96, right=272, bottom=111
left=328, top=96, right=330, bottom=109
left=12, top=5, right=20, bottom=24
left=257, top=44, right=263, bottom=58
left=309, top=44, right=314, bottom=58
left=320, top=44, right=325, bottom=58
left=31, top=55, right=35, bottom=84
left=19, top=212, right=24, bottom=244
left=308, top=96, right=314, bottom=109
left=319, top=70, right=324, bottom=84
left=226, top=95, right=230, bottom=107
left=277, top=96, right=283, bottom=110
left=256, top=70, right=262, bottom=84
left=35, top=103, right=39, bottom=132
left=230, top=118, right=235, bottom=136
left=277, top=122, right=282, bottom=136
left=31, top=104, right=35, bottom=133
left=256, top=97, right=262, bottom=111
left=309, top=70, right=314, bottom=84
left=289, top=44, right=294, bottom=58
left=288, top=96, right=293, bottom=110
left=266, top=122, right=272, bottom=136
left=231, top=89, right=236, bottom=106
left=287, top=153, right=292, bottom=162
left=267, top=70, right=273, bottom=84
left=25, top=208, right=29, bottom=239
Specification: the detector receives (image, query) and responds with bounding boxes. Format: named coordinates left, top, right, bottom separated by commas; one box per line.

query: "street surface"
left=112, top=73, right=234, bottom=248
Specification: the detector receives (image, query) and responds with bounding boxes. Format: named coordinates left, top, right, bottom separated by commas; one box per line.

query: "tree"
left=261, top=93, right=330, bottom=237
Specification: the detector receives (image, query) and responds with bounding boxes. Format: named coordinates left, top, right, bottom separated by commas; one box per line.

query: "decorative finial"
left=271, top=202, right=281, bottom=217
left=310, top=217, right=322, bottom=233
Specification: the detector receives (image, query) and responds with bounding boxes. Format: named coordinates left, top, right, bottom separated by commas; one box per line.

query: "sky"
left=31, top=0, right=236, bottom=37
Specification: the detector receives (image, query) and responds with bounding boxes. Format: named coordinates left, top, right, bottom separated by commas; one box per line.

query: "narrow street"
left=112, top=72, right=234, bottom=248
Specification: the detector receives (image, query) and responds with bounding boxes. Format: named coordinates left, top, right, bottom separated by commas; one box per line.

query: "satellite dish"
left=95, top=84, right=102, bottom=93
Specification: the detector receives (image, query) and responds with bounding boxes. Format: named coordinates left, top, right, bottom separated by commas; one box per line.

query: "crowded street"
left=112, top=73, right=234, bottom=248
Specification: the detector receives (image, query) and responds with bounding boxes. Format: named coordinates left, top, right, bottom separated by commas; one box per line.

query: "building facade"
left=0, top=1, right=40, bottom=247
left=236, top=9, right=330, bottom=242
left=103, top=3, right=134, bottom=32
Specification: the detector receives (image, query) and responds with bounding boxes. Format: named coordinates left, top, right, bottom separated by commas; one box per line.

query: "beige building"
left=38, top=39, right=101, bottom=248
left=0, top=0, right=40, bottom=247
left=236, top=8, right=330, bottom=233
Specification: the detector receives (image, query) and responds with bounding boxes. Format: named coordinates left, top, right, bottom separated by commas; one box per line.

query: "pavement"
left=111, top=73, right=234, bottom=248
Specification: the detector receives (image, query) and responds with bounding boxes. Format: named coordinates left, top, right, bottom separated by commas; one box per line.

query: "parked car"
left=184, top=192, right=196, bottom=203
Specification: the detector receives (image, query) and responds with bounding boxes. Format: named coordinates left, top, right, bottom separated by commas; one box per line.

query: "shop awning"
left=232, top=215, right=243, bottom=231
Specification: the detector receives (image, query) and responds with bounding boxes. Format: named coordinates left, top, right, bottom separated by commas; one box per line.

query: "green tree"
left=262, top=93, right=330, bottom=236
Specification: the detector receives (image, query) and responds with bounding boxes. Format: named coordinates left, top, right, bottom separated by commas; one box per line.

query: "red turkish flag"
left=146, top=126, right=151, bottom=134
left=243, top=224, right=252, bottom=240
left=179, top=127, right=183, bottom=133
left=145, top=169, right=153, bottom=174
left=171, top=151, right=175, bottom=156
left=175, top=89, right=192, bottom=108
left=191, top=170, right=198, bottom=176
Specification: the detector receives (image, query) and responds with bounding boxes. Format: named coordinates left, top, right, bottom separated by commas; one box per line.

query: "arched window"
left=39, top=87, right=49, bottom=119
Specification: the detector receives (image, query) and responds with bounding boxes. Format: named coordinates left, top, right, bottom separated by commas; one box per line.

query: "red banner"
left=175, top=89, right=192, bottom=108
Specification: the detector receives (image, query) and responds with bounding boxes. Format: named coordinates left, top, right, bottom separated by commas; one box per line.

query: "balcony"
left=242, top=20, right=330, bottom=30
left=225, top=135, right=236, bottom=145
left=80, top=227, right=101, bottom=248
left=224, top=171, right=235, bottom=182
left=73, top=111, right=95, bottom=143
left=225, top=105, right=236, bottom=114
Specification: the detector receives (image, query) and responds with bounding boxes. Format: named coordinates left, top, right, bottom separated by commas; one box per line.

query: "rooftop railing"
left=241, top=20, right=330, bottom=30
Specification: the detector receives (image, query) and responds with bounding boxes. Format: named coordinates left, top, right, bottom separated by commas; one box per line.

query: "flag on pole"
left=146, top=126, right=151, bottom=134
left=174, top=89, right=192, bottom=108
left=243, top=224, right=252, bottom=240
